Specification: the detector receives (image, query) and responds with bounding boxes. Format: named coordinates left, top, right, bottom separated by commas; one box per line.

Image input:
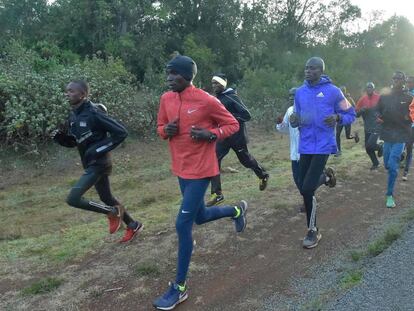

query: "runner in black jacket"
left=52, top=80, right=143, bottom=242
left=206, top=74, right=269, bottom=206
left=377, top=71, right=413, bottom=208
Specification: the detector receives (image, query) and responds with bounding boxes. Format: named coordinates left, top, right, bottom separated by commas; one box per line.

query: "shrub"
left=0, top=41, right=159, bottom=148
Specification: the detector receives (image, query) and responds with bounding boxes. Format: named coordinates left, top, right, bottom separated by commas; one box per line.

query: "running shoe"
left=386, top=196, right=396, bottom=208
left=303, top=228, right=322, bottom=249
left=233, top=200, right=248, bottom=233
left=119, top=221, right=143, bottom=243
left=324, top=167, right=336, bottom=188
left=206, top=193, right=225, bottom=207
left=259, top=174, right=269, bottom=191
left=377, top=142, right=384, bottom=158
left=354, top=132, right=360, bottom=143
left=107, top=204, right=124, bottom=234
left=370, top=164, right=380, bottom=171
left=402, top=171, right=408, bottom=181
left=153, top=282, right=188, bottom=310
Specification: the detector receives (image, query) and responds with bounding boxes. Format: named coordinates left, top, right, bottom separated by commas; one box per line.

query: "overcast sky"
left=351, top=0, right=414, bottom=26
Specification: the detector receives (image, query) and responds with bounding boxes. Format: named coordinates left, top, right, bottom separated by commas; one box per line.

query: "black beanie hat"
left=166, top=55, right=197, bottom=81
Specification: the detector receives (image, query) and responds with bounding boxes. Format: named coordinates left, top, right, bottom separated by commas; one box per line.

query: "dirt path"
left=3, top=129, right=413, bottom=311
left=77, top=166, right=412, bottom=311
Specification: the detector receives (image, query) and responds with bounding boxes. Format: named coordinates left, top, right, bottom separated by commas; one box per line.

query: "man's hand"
left=164, top=119, right=179, bottom=137
left=324, top=114, right=339, bottom=127
left=50, top=129, right=61, bottom=140
left=289, top=113, right=299, bottom=128
left=276, top=115, right=283, bottom=124
left=190, top=126, right=215, bottom=141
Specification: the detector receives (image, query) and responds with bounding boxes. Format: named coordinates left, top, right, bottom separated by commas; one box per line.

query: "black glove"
left=324, top=114, right=340, bottom=127
left=50, top=129, right=62, bottom=141
left=289, top=113, right=299, bottom=128
left=190, top=127, right=216, bottom=142
left=164, top=119, right=179, bottom=137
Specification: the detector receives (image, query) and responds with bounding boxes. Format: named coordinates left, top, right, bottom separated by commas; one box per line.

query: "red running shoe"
left=120, top=222, right=144, bottom=243
left=107, top=205, right=124, bottom=234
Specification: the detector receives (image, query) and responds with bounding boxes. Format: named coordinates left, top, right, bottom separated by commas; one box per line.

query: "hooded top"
left=216, top=88, right=251, bottom=146
left=53, top=101, right=128, bottom=168
left=378, top=88, right=413, bottom=143
left=356, top=92, right=381, bottom=133
left=294, top=75, right=356, bottom=154
left=157, top=85, right=239, bottom=179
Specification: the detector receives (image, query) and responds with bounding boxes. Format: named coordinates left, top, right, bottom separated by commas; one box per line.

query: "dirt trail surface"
left=2, top=134, right=413, bottom=311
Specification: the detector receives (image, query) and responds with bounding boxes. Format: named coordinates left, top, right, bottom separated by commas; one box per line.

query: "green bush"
left=0, top=41, right=159, bottom=148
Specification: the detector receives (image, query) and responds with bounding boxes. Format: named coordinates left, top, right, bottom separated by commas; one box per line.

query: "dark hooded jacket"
left=53, top=101, right=128, bottom=168
left=216, top=88, right=251, bottom=146
left=377, top=89, right=413, bottom=143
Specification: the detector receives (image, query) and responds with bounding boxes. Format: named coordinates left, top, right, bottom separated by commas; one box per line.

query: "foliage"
left=1, top=0, right=414, bottom=144
left=0, top=41, right=158, bottom=147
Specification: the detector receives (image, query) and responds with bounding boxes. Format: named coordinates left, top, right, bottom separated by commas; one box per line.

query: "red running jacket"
left=157, top=85, right=239, bottom=179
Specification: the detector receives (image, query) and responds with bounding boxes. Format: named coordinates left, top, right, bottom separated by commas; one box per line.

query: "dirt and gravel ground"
left=2, top=129, right=413, bottom=311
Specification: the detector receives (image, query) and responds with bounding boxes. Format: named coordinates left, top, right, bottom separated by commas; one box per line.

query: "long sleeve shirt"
left=157, top=85, right=239, bottom=179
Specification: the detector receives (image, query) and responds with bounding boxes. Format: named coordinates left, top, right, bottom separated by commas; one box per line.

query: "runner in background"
left=402, top=76, right=414, bottom=180
left=355, top=82, right=383, bottom=170
left=206, top=74, right=269, bottom=207
left=335, top=85, right=359, bottom=156
left=377, top=71, right=413, bottom=208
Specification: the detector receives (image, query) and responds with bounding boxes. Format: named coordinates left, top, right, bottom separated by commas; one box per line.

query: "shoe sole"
left=236, top=200, right=248, bottom=233
left=303, top=233, right=322, bottom=249
left=325, top=167, right=336, bottom=188
left=120, top=224, right=144, bottom=243
left=109, top=205, right=125, bottom=234
left=154, top=293, right=188, bottom=310
left=206, top=199, right=225, bottom=207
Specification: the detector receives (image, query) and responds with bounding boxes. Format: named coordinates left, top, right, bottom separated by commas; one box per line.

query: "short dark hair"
left=393, top=71, right=406, bottom=81
left=71, top=80, right=90, bottom=96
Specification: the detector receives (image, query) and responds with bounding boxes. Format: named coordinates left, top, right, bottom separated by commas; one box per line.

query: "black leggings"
left=336, top=124, right=352, bottom=152
left=365, top=132, right=381, bottom=166
left=210, top=143, right=267, bottom=194
left=66, top=166, right=134, bottom=225
left=298, top=154, right=329, bottom=229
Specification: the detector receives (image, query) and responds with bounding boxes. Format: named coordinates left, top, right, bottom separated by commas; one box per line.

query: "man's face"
left=366, top=86, right=374, bottom=96
left=392, top=73, right=405, bottom=90
left=166, top=69, right=190, bottom=92
left=304, top=64, right=322, bottom=83
left=65, top=82, right=86, bottom=106
left=211, top=80, right=225, bottom=94
left=407, top=79, right=414, bottom=91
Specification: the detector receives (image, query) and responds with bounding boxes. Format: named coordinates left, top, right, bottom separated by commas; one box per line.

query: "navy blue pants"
left=175, top=177, right=236, bottom=284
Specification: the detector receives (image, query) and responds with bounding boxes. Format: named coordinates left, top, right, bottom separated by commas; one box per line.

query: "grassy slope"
left=0, top=124, right=367, bottom=278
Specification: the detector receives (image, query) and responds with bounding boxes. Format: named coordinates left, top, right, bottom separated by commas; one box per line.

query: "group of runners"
left=52, top=55, right=414, bottom=310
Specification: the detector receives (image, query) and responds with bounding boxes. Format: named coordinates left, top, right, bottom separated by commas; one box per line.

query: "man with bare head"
left=290, top=56, right=356, bottom=248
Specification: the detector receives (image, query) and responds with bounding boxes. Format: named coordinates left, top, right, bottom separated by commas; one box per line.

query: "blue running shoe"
left=233, top=200, right=248, bottom=233
left=153, top=282, right=188, bottom=310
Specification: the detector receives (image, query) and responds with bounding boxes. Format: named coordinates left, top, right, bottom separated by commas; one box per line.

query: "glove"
left=50, top=129, right=62, bottom=140
left=324, top=114, right=339, bottom=127
left=276, top=116, right=283, bottom=124
left=190, top=126, right=216, bottom=142
left=164, top=119, right=179, bottom=137
left=289, top=113, right=299, bottom=128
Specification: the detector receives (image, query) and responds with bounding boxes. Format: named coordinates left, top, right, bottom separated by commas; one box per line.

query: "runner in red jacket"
left=153, top=55, right=248, bottom=311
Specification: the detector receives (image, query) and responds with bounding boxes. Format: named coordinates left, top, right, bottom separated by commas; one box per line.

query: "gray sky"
left=351, top=0, right=414, bottom=26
